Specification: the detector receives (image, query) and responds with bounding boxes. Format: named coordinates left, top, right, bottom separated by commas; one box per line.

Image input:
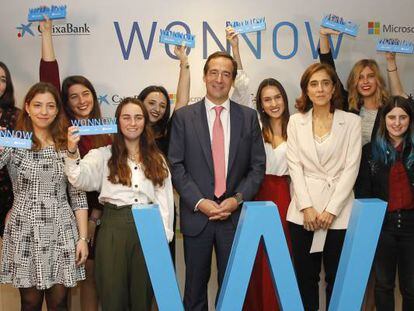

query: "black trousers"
left=289, top=222, right=346, bottom=311
left=183, top=219, right=236, bottom=311
left=375, top=210, right=414, bottom=311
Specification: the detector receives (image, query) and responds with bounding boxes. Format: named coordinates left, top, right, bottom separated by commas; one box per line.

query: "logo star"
left=16, top=23, right=35, bottom=38
left=98, top=94, right=110, bottom=105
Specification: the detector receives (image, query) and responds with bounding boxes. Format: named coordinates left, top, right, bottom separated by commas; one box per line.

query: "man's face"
left=203, top=57, right=234, bottom=104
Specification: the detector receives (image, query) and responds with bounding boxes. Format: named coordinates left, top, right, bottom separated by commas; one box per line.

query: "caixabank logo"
left=16, top=22, right=35, bottom=38
left=368, top=21, right=414, bottom=35
left=16, top=21, right=92, bottom=38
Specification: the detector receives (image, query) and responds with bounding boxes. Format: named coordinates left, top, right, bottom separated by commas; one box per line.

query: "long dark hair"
left=107, top=97, right=169, bottom=187
left=256, top=78, right=290, bottom=142
left=16, top=82, right=68, bottom=151
left=0, top=62, right=16, bottom=110
left=296, top=63, right=344, bottom=113
left=372, top=96, right=414, bottom=167
left=61, top=75, right=110, bottom=148
left=138, top=85, right=171, bottom=138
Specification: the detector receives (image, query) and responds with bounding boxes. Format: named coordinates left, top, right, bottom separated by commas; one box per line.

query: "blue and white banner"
left=2, top=0, right=414, bottom=117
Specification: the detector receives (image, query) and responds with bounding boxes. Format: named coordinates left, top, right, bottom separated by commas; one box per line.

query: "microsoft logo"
left=368, top=22, right=381, bottom=35
left=169, top=93, right=176, bottom=105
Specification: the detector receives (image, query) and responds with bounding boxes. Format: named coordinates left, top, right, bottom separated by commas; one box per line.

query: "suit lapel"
left=227, top=101, right=243, bottom=175
left=192, top=100, right=214, bottom=173
left=319, top=110, right=345, bottom=166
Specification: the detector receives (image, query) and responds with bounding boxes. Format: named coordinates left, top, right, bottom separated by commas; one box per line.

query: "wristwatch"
left=233, top=193, right=243, bottom=206
left=88, top=217, right=101, bottom=226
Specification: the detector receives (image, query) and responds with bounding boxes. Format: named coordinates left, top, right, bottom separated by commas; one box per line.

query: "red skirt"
left=243, top=175, right=291, bottom=311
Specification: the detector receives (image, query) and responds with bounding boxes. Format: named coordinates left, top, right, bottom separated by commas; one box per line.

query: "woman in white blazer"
left=287, top=63, right=362, bottom=311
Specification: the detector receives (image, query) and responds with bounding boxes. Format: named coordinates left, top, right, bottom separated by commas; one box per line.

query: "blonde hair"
left=346, top=59, right=389, bottom=111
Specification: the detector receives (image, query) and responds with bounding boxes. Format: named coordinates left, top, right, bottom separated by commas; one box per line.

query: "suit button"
left=134, top=199, right=138, bottom=202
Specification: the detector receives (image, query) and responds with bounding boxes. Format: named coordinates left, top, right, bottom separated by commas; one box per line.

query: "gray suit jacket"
left=168, top=99, right=265, bottom=236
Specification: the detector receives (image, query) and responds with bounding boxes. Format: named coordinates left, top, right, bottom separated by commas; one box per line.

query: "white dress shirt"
left=64, top=146, right=174, bottom=241
left=204, top=97, right=231, bottom=177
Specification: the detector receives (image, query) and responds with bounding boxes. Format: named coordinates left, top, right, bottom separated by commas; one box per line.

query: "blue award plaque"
left=226, top=17, right=266, bottom=34
left=0, top=130, right=32, bottom=149
left=159, top=29, right=195, bottom=48
left=376, top=39, right=414, bottom=54
left=71, top=118, right=117, bottom=136
left=28, top=5, right=67, bottom=22
left=321, top=14, right=359, bottom=37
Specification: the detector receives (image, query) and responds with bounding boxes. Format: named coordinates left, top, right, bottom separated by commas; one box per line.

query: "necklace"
left=127, top=153, right=140, bottom=163
left=312, top=112, right=333, bottom=137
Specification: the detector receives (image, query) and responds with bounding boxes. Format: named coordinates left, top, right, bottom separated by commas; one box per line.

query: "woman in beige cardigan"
left=287, top=63, right=362, bottom=311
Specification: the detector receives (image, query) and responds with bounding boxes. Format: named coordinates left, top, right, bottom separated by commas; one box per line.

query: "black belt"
left=104, top=202, right=133, bottom=210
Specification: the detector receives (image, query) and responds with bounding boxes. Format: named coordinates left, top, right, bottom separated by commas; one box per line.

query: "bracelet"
left=78, top=237, right=90, bottom=243
left=387, top=67, right=397, bottom=72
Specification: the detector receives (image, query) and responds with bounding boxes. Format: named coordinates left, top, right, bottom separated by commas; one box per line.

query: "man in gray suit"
left=168, top=51, right=265, bottom=311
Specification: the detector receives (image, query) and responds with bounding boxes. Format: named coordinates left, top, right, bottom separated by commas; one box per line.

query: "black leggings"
left=19, top=284, right=68, bottom=311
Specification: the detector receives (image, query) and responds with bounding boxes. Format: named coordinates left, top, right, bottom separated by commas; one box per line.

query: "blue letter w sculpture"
left=132, top=199, right=386, bottom=310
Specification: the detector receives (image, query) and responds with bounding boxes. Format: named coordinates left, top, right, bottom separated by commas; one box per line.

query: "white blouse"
left=264, top=142, right=288, bottom=176
left=64, top=146, right=174, bottom=241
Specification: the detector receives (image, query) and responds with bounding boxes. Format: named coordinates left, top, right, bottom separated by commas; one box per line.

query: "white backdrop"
left=1, top=0, right=414, bottom=116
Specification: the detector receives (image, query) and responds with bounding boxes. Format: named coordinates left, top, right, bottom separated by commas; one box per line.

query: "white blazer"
left=286, top=109, right=362, bottom=229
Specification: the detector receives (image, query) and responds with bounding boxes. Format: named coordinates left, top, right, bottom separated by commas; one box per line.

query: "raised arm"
left=319, top=27, right=348, bottom=110
left=385, top=52, right=408, bottom=98
left=226, top=26, right=243, bottom=70
left=173, top=45, right=190, bottom=110
left=39, top=18, right=60, bottom=92
left=319, top=27, right=340, bottom=70
left=226, top=27, right=253, bottom=109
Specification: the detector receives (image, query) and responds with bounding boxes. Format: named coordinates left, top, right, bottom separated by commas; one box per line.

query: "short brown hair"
left=296, top=63, right=343, bottom=113
left=203, top=51, right=238, bottom=80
